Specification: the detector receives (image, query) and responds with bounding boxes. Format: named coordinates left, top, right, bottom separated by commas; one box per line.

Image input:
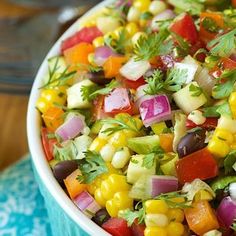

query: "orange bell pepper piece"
left=184, top=200, right=219, bottom=235
left=64, top=42, right=94, bottom=68
left=42, top=106, right=64, bottom=132
left=159, top=133, right=174, bottom=153
left=103, top=56, right=127, bottom=78
left=199, top=12, right=224, bottom=42
left=64, top=169, right=87, bottom=199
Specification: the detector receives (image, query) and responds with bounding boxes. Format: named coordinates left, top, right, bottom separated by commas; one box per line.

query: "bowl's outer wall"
left=27, top=1, right=113, bottom=235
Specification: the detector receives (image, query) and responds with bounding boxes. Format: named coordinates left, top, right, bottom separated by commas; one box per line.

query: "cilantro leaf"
left=144, top=70, right=164, bottom=95
left=119, top=208, right=145, bottom=227
left=189, top=83, right=203, bottom=97
left=224, top=151, right=236, bottom=174
left=134, top=29, right=171, bottom=61
left=76, top=151, right=108, bottom=184
left=202, top=17, right=220, bottom=33
left=207, top=29, right=236, bottom=57
left=202, top=102, right=232, bottom=117
left=142, top=147, right=165, bottom=169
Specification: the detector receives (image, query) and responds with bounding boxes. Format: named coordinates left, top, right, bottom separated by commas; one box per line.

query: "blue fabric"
left=0, top=156, right=52, bottom=236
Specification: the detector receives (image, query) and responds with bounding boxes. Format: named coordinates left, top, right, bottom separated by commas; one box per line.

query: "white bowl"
left=27, top=1, right=113, bottom=235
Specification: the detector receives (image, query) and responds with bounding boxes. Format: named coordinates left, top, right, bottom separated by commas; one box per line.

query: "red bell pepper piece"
left=232, top=0, right=236, bottom=8
left=41, top=127, right=57, bottom=161
left=131, top=220, right=145, bottom=236
left=61, top=26, right=103, bottom=52
left=186, top=118, right=218, bottom=130
left=102, top=218, right=132, bottom=236
left=104, top=88, right=133, bottom=115
left=210, top=57, right=236, bottom=78
left=169, top=13, right=198, bottom=45
left=122, top=77, right=146, bottom=90
left=176, top=148, right=218, bottom=184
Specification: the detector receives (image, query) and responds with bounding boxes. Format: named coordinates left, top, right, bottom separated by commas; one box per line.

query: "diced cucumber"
left=43, top=56, right=67, bottom=84
left=73, top=135, right=93, bottom=159
left=151, top=122, right=167, bottom=135
left=127, top=155, right=156, bottom=184
left=173, top=82, right=207, bottom=114
left=217, top=115, right=236, bottom=133
left=67, top=79, right=95, bottom=109
left=127, top=135, right=160, bottom=154
left=91, top=120, right=103, bottom=134
left=160, top=153, right=179, bottom=176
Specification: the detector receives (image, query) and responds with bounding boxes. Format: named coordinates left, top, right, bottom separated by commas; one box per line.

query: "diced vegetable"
left=96, top=16, right=121, bottom=34
left=104, top=88, right=132, bottom=115
left=74, top=191, right=101, bottom=219
left=159, top=133, right=174, bottom=153
left=67, top=79, right=95, bottom=109
left=176, top=148, right=218, bottom=184
left=73, top=135, right=92, bottom=159
left=94, top=46, right=117, bottom=66
left=169, top=13, right=198, bottom=44
left=127, top=155, right=156, bottom=184
left=217, top=115, right=236, bottom=133
left=139, top=94, right=172, bottom=127
left=64, top=169, right=87, bottom=199
left=216, top=196, right=236, bottom=228
left=55, top=114, right=85, bottom=141
left=229, top=183, right=236, bottom=201
left=120, top=58, right=151, bottom=81
left=160, top=153, right=179, bottom=176
left=127, top=135, right=160, bottom=154
left=102, top=218, right=132, bottom=236
left=173, top=82, right=207, bottom=114
left=184, top=200, right=219, bottom=235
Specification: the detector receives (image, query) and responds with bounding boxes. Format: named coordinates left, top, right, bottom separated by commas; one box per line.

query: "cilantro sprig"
left=144, top=68, right=188, bottom=95
left=119, top=208, right=145, bottom=227
left=142, top=147, right=165, bottom=169
left=76, top=151, right=108, bottom=184
left=189, top=83, right=203, bottom=97
left=202, top=102, right=232, bottom=118
left=81, top=80, right=119, bottom=101
left=134, top=29, right=172, bottom=61
left=224, top=150, right=236, bottom=174
left=207, top=28, right=236, bottom=57
left=101, top=116, right=141, bottom=136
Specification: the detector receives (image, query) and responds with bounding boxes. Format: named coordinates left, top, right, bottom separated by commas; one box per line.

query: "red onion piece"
left=94, top=46, right=116, bottom=66
left=120, top=58, right=151, bottom=81
left=55, top=114, right=85, bottom=141
left=74, top=191, right=101, bottom=219
left=148, top=175, right=179, bottom=197
left=104, top=88, right=131, bottom=113
left=216, top=196, right=236, bottom=228
left=138, top=94, right=172, bottom=127
left=151, top=10, right=175, bottom=31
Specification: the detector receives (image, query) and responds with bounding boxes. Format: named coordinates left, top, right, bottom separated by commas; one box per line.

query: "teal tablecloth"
left=0, top=156, right=52, bottom=236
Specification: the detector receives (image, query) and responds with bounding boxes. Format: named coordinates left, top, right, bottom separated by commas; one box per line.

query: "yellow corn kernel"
left=208, top=137, right=230, bottom=158
left=133, top=0, right=151, bottom=12
left=108, top=174, right=131, bottom=191
left=144, top=226, right=167, bottom=236
left=108, top=131, right=127, bottom=149
left=214, top=128, right=234, bottom=144
left=92, top=36, right=104, bottom=48
left=167, top=209, right=184, bottom=223
left=100, top=179, right=116, bottom=200
left=125, top=22, right=139, bottom=36
left=94, top=188, right=106, bottom=207
left=36, top=97, right=49, bottom=114
left=167, top=222, right=185, bottom=236
left=89, top=137, right=107, bottom=152
left=113, top=191, right=133, bottom=209
left=106, top=199, right=119, bottom=217
left=145, top=200, right=169, bottom=214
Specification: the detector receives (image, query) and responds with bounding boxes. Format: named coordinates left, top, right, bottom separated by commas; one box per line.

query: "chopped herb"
left=119, top=208, right=145, bottom=227
left=140, top=12, right=153, bottom=20
left=224, top=151, right=236, bottom=174
left=144, top=70, right=164, bottom=95
left=171, top=32, right=190, bottom=57
left=211, top=176, right=236, bottom=192
left=77, top=63, right=103, bottom=73
left=203, top=102, right=232, bottom=118
left=142, top=147, right=165, bottom=169
left=202, top=17, right=220, bottom=33
left=134, top=29, right=172, bottom=61
left=207, top=28, right=236, bottom=57
left=189, top=83, right=203, bottom=97
left=104, top=28, right=127, bottom=54
left=155, top=19, right=173, bottom=31
left=155, top=191, right=192, bottom=209
left=217, top=136, right=227, bottom=141
left=81, top=80, right=119, bottom=101
left=101, top=116, right=140, bottom=136
left=76, top=151, right=108, bottom=184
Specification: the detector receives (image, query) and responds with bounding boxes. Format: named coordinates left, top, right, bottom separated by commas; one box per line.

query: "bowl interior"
left=27, top=1, right=114, bottom=235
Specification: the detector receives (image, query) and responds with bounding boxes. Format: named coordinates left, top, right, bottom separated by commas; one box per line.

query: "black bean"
left=53, top=160, right=78, bottom=185
left=92, top=208, right=110, bottom=226
left=88, top=71, right=110, bottom=85
left=177, top=129, right=207, bottom=158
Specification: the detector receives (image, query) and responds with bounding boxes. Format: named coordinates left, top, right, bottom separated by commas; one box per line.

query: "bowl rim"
left=27, top=1, right=114, bottom=235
